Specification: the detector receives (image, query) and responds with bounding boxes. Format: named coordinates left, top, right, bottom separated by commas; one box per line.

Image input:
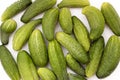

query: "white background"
left=0, top=0, right=120, bottom=80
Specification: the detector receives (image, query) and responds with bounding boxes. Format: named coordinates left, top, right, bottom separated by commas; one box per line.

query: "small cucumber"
left=28, top=29, right=48, bottom=67
left=17, top=50, right=39, bottom=80
left=96, top=35, right=120, bottom=78
left=1, top=0, right=32, bottom=21
left=56, top=32, right=89, bottom=64
left=42, top=8, right=59, bottom=41
left=86, top=37, right=104, bottom=77
left=59, top=8, right=73, bottom=34
left=0, top=19, right=17, bottom=45
left=21, top=0, right=56, bottom=23
left=66, top=54, right=85, bottom=76
left=82, top=6, right=105, bottom=41
left=38, top=68, right=57, bottom=80
left=101, top=2, right=120, bottom=35
left=48, top=40, right=68, bottom=80
left=13, top=19, right=42, bottom=51
left=0, top=45, right=20, bottom=80
left=73, top=16, right=90, bottom=51
left=58, top=0, right=90, bottom=8
left=68, top=73, right=86, bottom=80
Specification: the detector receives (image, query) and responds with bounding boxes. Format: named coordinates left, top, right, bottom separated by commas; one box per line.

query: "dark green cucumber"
left=73, top=16, right=90, bottom=51
left=56, top=32, right=89, bottom=64
left=101, top=2, right=120, bottom=35
left=1, top=0, right=32, bottom=21
left=42, top=8, right=59, bottom=41
left=21, top=0, right=56, bottom=23
left=86, top=37, right=104, bottom=77
left=68, top=73, right=86, bottom=80
left=13, top=19, right=42, bottom=51
left=0, top=45, right=20, bottom=80
left=28, top=29, right=48, bottom=67
left=48, top=40, right=68, bottom=80
left=38, top=68, right=57, bottom=80
left=59, top=8, right=73, bottom=34
left=17, top=50, right=39, bottom=80
left=66, top=54, right=85, bottom=76
left=96, top=35, right=120, bottom=78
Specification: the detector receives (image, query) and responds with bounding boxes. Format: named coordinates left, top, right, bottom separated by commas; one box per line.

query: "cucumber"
left=73, top=16, right=90, bottom=51
left=59, top=8, right=73, bottom=34
left=0, top=19, right=17, bottom=45
left=96, top=35, right=120, bottom=78
left=82, top=6, right=105, bottom=41
left=17, top=50, right=39, bottom=80
left=28, top=29, right=48, bottom=67
left=68, top=73, right=86, bottom=80
left=66, top=54, right=85, bottom=76
left=48, top=40, right=68, bottom=80
left=58, top=0, right=90, bottom=8
left=86, top=37, right=104, bottom=77
left=56, top=32, right=89, bottom=64
left=0, top=45, right=20, bottom=80
left=21, top=0, right=56, bottom=23
left=42, top=8, right=59, bottom=41
left=13, top=19, right=42, bottom=51
left=101, top=2, right=120, bottom=35
left=38, top=68, right=57, bottom=80
left=1, top=0, right=32, bottom=21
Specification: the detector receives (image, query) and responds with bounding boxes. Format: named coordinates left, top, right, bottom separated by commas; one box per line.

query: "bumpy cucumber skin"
left=28, top=29, right=48, bottom=67
left=66, top=54, right=85, bottom=76
left=17, top=50, right=39, bottom=80
left=0, top=45, right=20, bottom=80
left=58, top=0, right=90, bottom=8
left=96, top=35, right=120, bottom=78
left=86, top=37, right=104, bottom=77
left=59, top=8, right=73, bottom=34
left=48, top=40, right=68, bottom=80
left=13, top=19, right=42, bottom=51
left=101, top=2, right=120, bottom=35
left=68, top=73, right=86, bottom=80
left=38, top=68, right=57, bottom=80
left=82, top=6, right=105, bottom=41
left=1, top=0, right=32, bottom=21
left=42, top=8, right=59, bottom=41
left=73, top=16, right=90, bottom=51
left=0, top=19, right=17, bottom=45
left=56, top=32, right=89, bottom=64
left=21, top=0, right=56, bottom=23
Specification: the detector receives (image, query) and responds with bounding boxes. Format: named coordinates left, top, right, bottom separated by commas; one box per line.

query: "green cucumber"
left=42, top=8, right=59, bottom=41
left=28, top=29, right=48, bottom=67
left=48, top=40, right=68, bottom=80
left=0, top=45, right=20, bottom=80
left=1, top=0, right=32, bottom=21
